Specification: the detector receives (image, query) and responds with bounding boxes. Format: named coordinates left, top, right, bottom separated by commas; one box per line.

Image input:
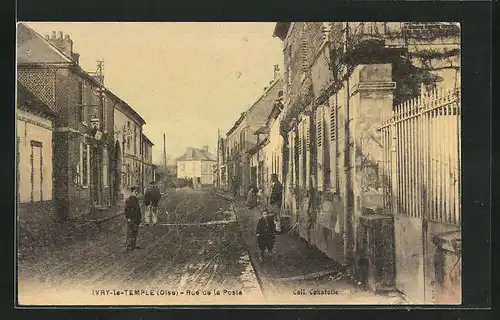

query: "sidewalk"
left=232, top=198, right=407, bottom=305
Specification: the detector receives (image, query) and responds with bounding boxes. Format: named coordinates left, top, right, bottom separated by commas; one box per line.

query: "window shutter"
left=330, top=100, right=337, bottom=142
left=301, top=38, right=308, bottom=71
left=305, top=116, right=310, bottom=189
left=298, top=121, right=303, bottom=187
left=329, top=95, right=338, bottom=193
left=79, top=142, right=83, bottom=186
left=316, top=106, right=324, bottom=191
left=306, top=116, right=310, bottom=152
left=317, top=107, right=323, bottom=148
left=298, top=124, right=303, bottom=155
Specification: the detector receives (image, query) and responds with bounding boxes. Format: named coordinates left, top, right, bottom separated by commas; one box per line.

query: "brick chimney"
left=202, top=145, right=209, bottom=152
left=47, top=31, right=79, bottom=64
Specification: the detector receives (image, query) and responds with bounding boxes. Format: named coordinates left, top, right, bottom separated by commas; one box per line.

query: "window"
left=126, top=122, right=131, bottom=150
left=78, top=81, right=86, bottom=124
left=316, top=106, right=325, bottom=190
left=78, top=81, right=84, bottom=104
left=329, top=95, right=338, bottom=192
left=78, top=105, right=84, bottom=123
left=103, top=148, right=109, bottom=187
left=134, top=126, right=137, bottom=155
left=81, top=142, right=89, bottom=186
left=301, top=37, right=308, bottom=72
left=30, top=140, right=43, bottom=202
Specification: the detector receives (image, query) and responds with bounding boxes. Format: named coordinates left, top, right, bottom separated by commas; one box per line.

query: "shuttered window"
left=329, top=95, right=339, bottom=192
left=301, top=38, right=308, bottom=72
left=298, top=124, right=303, bottom=155
left=330, top=101, right=337, bottom=142
left=316, top=106, right=325, bottom=190
left=304, top=116, right=310, bottom=189
left=317, top=109, right=323, bottom=148
left=305, top=117, right=310, bottom=152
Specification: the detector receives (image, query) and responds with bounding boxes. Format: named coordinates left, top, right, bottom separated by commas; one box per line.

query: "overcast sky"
left=24, top=22, right=284, bottom=164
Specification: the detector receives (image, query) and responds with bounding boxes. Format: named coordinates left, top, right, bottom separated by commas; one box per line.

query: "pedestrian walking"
left=270, top=174, right=283, bottom=233
left=231, top=175, right=239, bottom=197
left=246, top=185, right=258, bottom=209
left=255, top=209, right=276, bottom=262
left=124, top=186, right=142, bottom=251
left=144, top=180, right=161, bottom=226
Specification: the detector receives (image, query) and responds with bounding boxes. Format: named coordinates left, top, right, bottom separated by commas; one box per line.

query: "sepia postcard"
left=16, top=21, right=462, bottom=306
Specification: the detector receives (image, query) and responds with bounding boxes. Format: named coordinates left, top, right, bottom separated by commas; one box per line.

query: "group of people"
left=125, top=174, right=284, bottom=261
left=246, top=174, right=283, bottom=262
left=124, top=181, right=162, bottom=251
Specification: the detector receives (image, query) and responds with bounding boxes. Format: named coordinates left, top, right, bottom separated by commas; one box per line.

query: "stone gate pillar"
left=349, top=63, right=396, bottom=217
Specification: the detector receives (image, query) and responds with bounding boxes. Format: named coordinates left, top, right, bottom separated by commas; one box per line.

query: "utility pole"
left=163, top=133, right=167, bottom=168
left=217, top=129, right=220, bottom=188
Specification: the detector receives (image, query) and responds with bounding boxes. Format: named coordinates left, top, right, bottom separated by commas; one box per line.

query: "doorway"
left=113, top=141, right=122, bottom=205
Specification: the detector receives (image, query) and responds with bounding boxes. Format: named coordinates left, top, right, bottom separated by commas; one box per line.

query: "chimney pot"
left=65, top=34, right=70, bottom=39
left=51, top=31, right=56, bottom=39
left=264, top=87, right=269, bottom=91
left=59, top=31, right=63, bottom=39
left=45, top=34, right=50, bottom=39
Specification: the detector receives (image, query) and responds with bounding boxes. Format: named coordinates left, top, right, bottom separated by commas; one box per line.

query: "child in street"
left=255, top=208, right=276, bottom=262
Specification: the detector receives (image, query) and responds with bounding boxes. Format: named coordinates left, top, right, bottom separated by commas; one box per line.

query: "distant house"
left=176, top=146, right=217, bottom=186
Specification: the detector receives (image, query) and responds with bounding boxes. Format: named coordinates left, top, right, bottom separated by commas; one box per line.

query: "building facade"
left=113, top=102, right=146, bottom=199
left=274, top=22, right=461, bottom=304
left=176, top=146, right=217, bottom=186
left=214, top=136, right=227, bottom=190
left=16, top=81, right=57, bottom=221
left=17, top=24, right=114, bottom=219
left=224, top=70, right=283, bottom=196
left=17, top=23, right=152, bottom=219
left=141, top=134, right=155, bottom=188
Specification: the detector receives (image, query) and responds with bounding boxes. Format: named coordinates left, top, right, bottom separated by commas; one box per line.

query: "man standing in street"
left=125, top=186, right=142, bottom=251
left=270, top=174, right=283, bottom=233
left=144, top=180, right=161, bottom=226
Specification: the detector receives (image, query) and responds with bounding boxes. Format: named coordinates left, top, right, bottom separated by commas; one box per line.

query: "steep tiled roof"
left=16, top=81, right=57, bottom=118
left=17, top=23, right=73, bottom=65
left=17, top=23, right=147, bottom=126
left=177, top=147, right=216, bottom=162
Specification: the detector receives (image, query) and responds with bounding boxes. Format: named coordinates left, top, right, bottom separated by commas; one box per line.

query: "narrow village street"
left=17, top=189, right=263, bottom=305
left=16, top=22, right=467, bottom=306
left=18, top=188, right=406, bottom=305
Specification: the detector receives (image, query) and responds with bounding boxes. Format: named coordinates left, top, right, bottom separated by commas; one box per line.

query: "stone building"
left=176, top=146, right=217, bottom=186
left=17, top=23, right=152, bottom=219
left=113, top=98, right=146, bottom=199
left=214, top=136, right=227, bottom=190
left=247, top=92, right=285, bottom=202
left=273, top=22, right=461, bottom=303
left=224, top=69, right=283, bottom=196
left=17, top=24, right=114, bottom=220
left=16, top=81, right=57, bottom=222
left=141, top=133, right=155, bottom=188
